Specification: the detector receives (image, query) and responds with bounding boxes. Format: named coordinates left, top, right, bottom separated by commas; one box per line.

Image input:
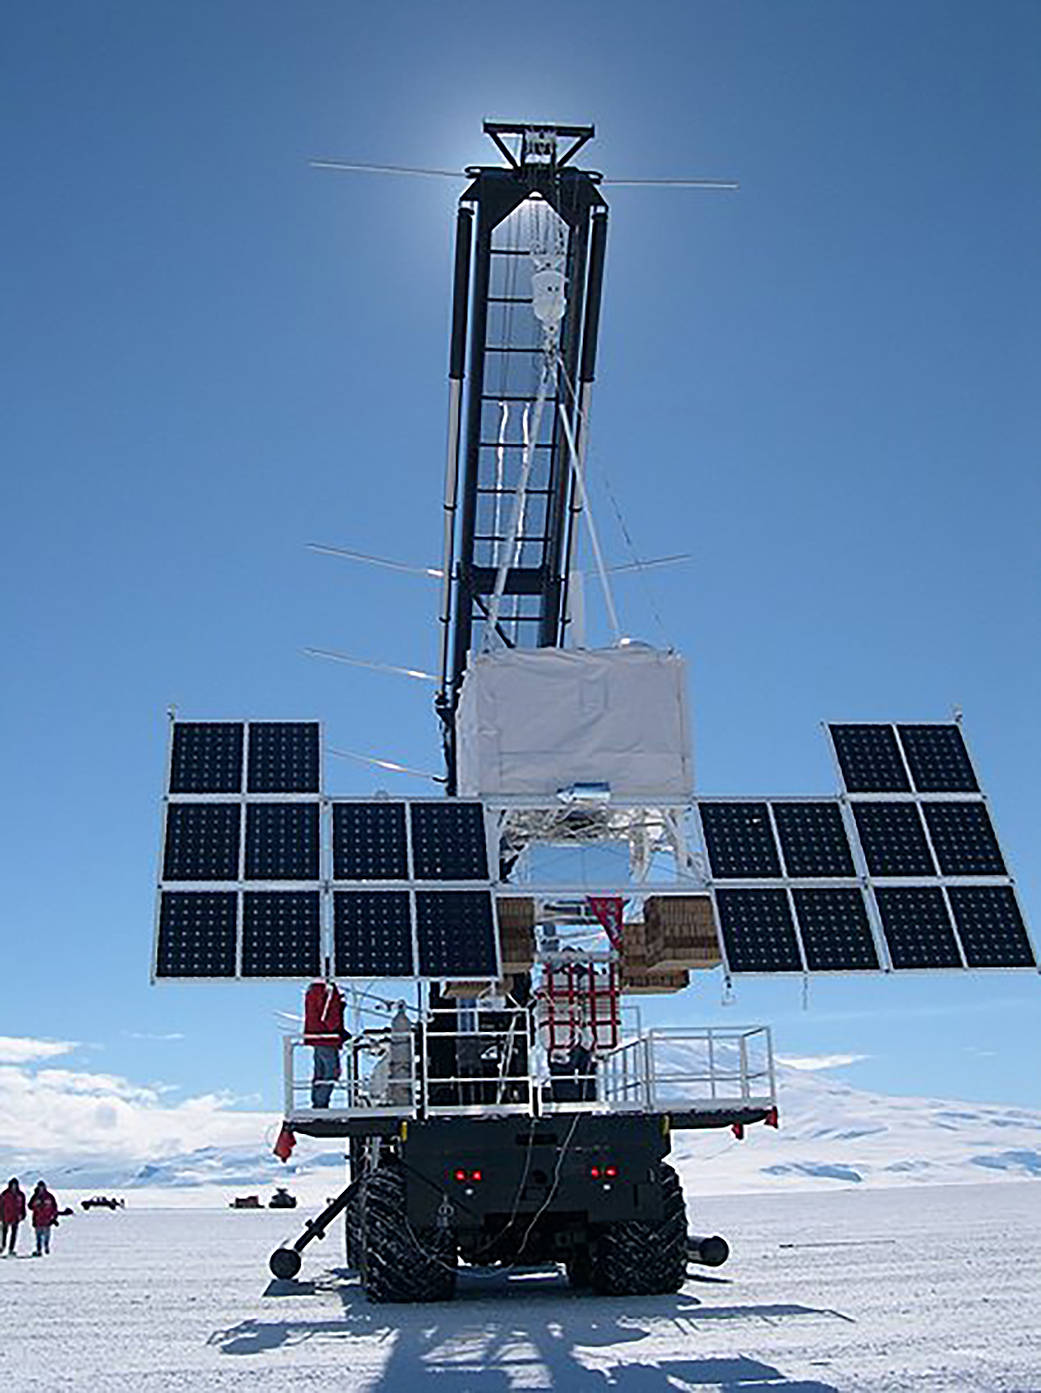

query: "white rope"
left=557, top=391, right=622, bottom=643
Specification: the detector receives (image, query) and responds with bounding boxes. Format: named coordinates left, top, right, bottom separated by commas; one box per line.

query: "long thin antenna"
left=310, top=159, right=463, bottom=180
left=328, top=747, right=446, bottom=783
left=602, top=178, right=739, bottom=189
left=307, top=542, right=442, bottom=578
left=303, top=647, right=438, bottom=683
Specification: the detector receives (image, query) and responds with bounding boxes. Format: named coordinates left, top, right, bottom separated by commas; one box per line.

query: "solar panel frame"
left=331, top=801, right=410, bottom=881
left=168, top=721, right=245, bottom=794
left=872, top=885, right=965, bottom=970
left=161, top=802, right=242, bottom=882
left=241, top=890, right=323, bottom=978
left=415, top=888, right=501, bottom=978
left=713, top=887, right=805, bottom=975
left=154, top=890, right=239, bottom=979
left=920, top=800, right=1007, bottom=877
left=409, top=800, right=491, bottom=881
left=946, top=885, right=1038, bottom=970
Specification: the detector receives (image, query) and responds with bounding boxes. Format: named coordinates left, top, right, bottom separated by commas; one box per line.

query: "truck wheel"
left=358, top=1166, right=457, bottom=1303
left=343, top=1179, right=363, bottom=1270
left=592, top=1162, right=688, bottom=1296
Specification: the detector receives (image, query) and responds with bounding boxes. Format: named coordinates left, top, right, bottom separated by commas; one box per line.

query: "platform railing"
left=282, top=1020, right=775, bottom=1122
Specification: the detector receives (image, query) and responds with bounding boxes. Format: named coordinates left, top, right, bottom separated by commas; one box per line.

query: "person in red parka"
left=1, top=1178, right=26, bottom=1255
left=29, top=1181, right=59, bottom=1256
left=303, top=980, right=348, bottom=1108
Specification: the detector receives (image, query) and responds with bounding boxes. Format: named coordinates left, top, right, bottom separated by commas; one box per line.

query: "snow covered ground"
left=2, top=1181, right=1039, bottom=1391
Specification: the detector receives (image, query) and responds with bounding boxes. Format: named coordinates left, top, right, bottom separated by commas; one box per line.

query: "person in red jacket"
left=1, top=1178, right=26, bottom=1255
left=29, top=1181, right=59, bottom=1256
left=303, top=979, right=348, bottom=1108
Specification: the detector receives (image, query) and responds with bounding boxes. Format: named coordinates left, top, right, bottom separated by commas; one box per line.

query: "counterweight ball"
left=269, top=1247, right=302, bottom=1280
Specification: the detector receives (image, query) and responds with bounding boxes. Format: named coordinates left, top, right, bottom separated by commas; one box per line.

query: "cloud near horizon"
left=0, top=1036, right=80, bottom=1065
left=0, top=1044, right=277, bottom=1171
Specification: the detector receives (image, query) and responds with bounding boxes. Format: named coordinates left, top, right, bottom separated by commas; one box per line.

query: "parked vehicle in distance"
left=81, top=1196, right=125, bottom=1211
left=269, top=1188, right=297, bottom=1209
left=230, top=1195, right=261, bottom=1209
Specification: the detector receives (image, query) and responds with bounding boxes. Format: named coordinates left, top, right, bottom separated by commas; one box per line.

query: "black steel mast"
left=435, top=123, right=609, bottom=791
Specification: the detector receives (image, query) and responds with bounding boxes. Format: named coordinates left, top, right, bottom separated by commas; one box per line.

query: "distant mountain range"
left=16, top=1066, right=1041, bottom=1202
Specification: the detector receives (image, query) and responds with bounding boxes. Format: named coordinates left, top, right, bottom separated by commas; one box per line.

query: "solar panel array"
left=155, top=721, right=499, bottom=982
left=697, top=722, right=1035, bottom=977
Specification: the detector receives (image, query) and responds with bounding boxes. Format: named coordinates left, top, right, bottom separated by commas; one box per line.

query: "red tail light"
left=590, top=1165, right=601, bottom=1179
left=453, top=1168, right=466, bottom=1182
left=604, top=1164, right=618, bottom=1178
left=470, top=1169, right=483, bottom=1182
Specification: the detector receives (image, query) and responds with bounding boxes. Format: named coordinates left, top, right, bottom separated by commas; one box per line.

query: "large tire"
left=358, top=1166, right=456, bottom=1303
left=343, top=1179, right=363, bottom=1270
left=591, top=1162, right=688, bottom=1296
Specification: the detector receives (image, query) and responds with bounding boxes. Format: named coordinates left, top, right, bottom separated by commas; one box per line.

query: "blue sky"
left=3, top=0, right=1039, bottom=1144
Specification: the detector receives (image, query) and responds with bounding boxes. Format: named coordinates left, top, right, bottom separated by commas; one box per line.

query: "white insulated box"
left=455, top=645, right=693, bottom=799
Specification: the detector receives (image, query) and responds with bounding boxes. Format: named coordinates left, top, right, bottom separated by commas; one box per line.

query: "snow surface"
left=2, top=1182, right=1039, bottom=1391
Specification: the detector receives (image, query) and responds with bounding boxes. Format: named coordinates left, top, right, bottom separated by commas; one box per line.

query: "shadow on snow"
left=208, top=1266, right=848, bottom=1390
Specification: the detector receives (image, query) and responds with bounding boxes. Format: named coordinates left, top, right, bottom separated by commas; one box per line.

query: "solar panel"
left=874, top=886, right=961, bottom=968
left=921, top=801, right=1006, bottom=877
left=714, top=889, right=802, bottom=973
left=772, top=801, right=855, bottom=878
left=244, top=803, right=320, bottom=880
left=791, top=888, right=879, bottom=971
left=332, top=802, right=409, bottom=881
left=334, top=890, right=415, bottom=976
left=155, top=890, right=237, bottom=977
left=241, top=891, right=321, bottom=976
left=162, top=804, right=241, bottom=881
left=169, top=722, right=244, bottom=794
left=897, top=724, right=978, bottom=793
left=247, top=722, right=320, bottom=793
left=851, top=802, right=936, bottom=877
left=829, top=724, right=911, bottom=793
left=947, top=886, right=1036, bottom=969
left=410, top=803, right=490, bottom=881
left=700, top=803, right=781, bottom=879
left=416, top=890, right=499, bottom=976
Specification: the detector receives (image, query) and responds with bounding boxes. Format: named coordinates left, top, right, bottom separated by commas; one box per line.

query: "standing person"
left=303, top=979, right=347, bottom=1108
left=28, top=1181, right=58, bottom=1256
left=1, top=1178, right=26, bottom=1255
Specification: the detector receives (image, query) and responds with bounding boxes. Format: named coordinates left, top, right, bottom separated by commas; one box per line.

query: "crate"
left=497, top=897, right=536, bottom=932
left=620, top=967, right=690, bottom=994
left=644, top=895, right=721, bottom=969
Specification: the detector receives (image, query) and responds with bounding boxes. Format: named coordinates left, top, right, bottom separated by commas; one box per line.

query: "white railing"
left=282, top=1020, right=775, bottom=1122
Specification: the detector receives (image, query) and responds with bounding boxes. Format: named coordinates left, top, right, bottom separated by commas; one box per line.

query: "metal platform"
left=282, top=1020, right=776, bottom=1136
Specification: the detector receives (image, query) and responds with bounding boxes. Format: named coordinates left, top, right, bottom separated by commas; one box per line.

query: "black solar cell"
left=169, top=722, right=244, bottom=794
left=772, top=801, right=855, bottom=878
left=162, top=803, right=241, bottom=881
left=247, top=722, right=320, bottom=793
left=244, top=803, right=320, bottom=881
left=334, top=890, right=415, bottom=976
left=897, top=724, right=979, bottom=794
left=410, top=803, right=489, bottom=881
left=852, top=802, right=936, bottom=877
left=332, top=802, right=409, bottom=881
left=700, top=803, right=781, bottom=879
left=416, top=889, right=498, bottom=976
left=874, top=886, right=962, bottom=968
left=947, top=886, right=1036, bottom=969
left=829, top=724, right=911, bottom=793
left=921, top=801, right=1006, bottom=877
left=714, top=888, right=802, bottom=973
left=791, top=888, right=879, bottom=971
left=241, top=891, right=321, bottom=976
left=155, top=890, right=237, bottom=977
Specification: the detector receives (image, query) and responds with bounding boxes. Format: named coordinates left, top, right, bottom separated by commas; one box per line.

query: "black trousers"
left=1, top=1220, right=19, bottom=1251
